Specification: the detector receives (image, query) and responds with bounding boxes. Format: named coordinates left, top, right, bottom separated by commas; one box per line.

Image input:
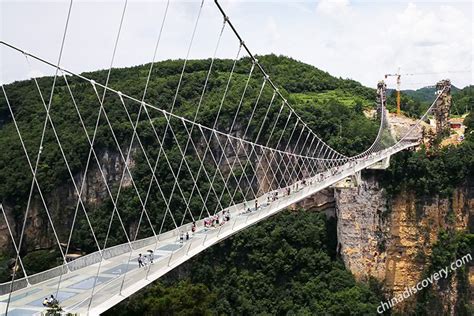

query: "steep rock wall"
left=0, top=149, right=135, bottom=252
left=335, top=171, right=473, bottom=312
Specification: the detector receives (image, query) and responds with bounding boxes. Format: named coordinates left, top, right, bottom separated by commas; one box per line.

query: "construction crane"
left=385, top=68, right=401, bottom=115
left=384, top=69, right=468, bottom=116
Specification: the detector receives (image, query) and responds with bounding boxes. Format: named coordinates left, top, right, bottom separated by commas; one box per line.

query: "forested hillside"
left=402, top=85, right=460, bottom=105
left=106, top=211, right=385, bottom=315
left=0, top=54, right=379, bottom=280
left=382, top=110, right=474, bottom=198
left=108, top=108, right=474, bottom=316
left=453, top=85, right=474, bottom=115
left=1, top=54, right=472, bottom=315
left=399, top=85, right=472, bottom=117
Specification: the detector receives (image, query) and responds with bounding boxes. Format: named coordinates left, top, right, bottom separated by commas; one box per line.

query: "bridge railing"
left=1, top=147, right=420, bottom=297
left=0, top=278, right=28, bottom=295
left=0, top=198, right=253, bottom=296
left=0, top=231, right=171, bottom=295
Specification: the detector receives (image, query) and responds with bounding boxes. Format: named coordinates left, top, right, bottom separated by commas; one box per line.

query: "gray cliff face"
left=78, top=149, right=135, bottom=205
left=0, top=142, right=270, bottom=253
left=292, top=188, right=335, bottom=217
left=0, top=149, right=134, bottom=252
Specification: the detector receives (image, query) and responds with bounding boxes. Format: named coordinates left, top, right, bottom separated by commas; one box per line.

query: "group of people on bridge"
left=203, top=210, right=231, bottom=228
left=42, top=294, right=60, bottom=310
left=133, top=173, right=332, bottom=271
left=137, top=250, right=154, bottom=268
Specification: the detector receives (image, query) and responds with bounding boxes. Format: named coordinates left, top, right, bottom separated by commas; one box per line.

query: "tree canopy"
left=106, top=211, right=385, bottom=316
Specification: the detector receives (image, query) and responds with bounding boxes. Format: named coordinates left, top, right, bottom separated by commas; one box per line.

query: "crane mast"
left=385, top=67, right=401, bottom=115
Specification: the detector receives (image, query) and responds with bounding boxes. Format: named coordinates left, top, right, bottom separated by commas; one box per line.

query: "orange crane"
left=383, top=69, right=468, bottom=116
left=385, top=67, right=401, bottom=115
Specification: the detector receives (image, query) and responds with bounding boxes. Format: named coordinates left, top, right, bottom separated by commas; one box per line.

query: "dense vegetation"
left=414, top=230, right=474, bottom=315
left=452, top=85, right=474, bottom=116
left=380, top=111, right=474, bottom=314
left=0, top=54, right=471, bottom=315
left=106, top=211, right=385, bottom=315
left=385, top=89, right=433, bottom=118
left=400, top=85, right=473, bottom=117
left=402, top=85, right=459, bottom=105
left=381, top=112, right=474, bottom=197
left=0, top=54, right=380, bottom=257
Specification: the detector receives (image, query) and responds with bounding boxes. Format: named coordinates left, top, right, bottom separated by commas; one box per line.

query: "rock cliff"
left=1, top=148, right=471, bottom=313
left=335, top=171, right=473, bottom=312
left=0, top=148, right=135, bottom=252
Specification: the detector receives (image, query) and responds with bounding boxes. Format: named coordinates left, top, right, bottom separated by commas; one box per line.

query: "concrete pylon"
left=434, top=79, right=452, bottom=135
left=376, top=80, right=387, bottom=119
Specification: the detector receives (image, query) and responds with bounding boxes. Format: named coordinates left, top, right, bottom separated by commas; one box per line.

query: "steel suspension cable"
left=166, top=19, right=227, bottom=227
left=4, top=1, right=73, bottom=312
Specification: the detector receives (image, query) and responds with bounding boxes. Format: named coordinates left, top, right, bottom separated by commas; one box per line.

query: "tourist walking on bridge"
left=138, top=254, right=144, bottom=268
left=148, top=250, right=154, bottom=264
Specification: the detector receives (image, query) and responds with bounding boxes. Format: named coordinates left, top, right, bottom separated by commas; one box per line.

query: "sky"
left=0, top=0, right=473, bottom=90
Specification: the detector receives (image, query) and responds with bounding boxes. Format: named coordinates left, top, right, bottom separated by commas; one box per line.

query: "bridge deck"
left=0, top=143, right=414, bottom=316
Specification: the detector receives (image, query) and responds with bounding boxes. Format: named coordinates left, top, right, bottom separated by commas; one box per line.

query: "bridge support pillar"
left=366, top=155, right=390, bottom=170
left=332, top=171, right=362, bottom=189
left=354, top=171, right=361, bottom=185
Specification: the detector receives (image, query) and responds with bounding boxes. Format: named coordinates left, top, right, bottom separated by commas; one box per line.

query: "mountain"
left=452, top=85, right=474, bottom=115
left=397, top=84, right=473, bottom=116
left=1, top=55, right=472, bottom=315
left=384, top=84, right=471, bottom=117
left=0, top=54, right=380, bottom=278
left=405, top=85, right=473, bottom=116
left=401, top=85, right=460, bottom=104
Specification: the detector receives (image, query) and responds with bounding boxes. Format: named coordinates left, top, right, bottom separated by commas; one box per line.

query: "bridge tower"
left=376, top=80, right=387, bottom=120
left=434, top=79, right=452, bottom=135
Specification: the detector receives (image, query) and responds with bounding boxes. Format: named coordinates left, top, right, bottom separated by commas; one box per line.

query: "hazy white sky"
left=0, top=0, right=473, bottom=90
